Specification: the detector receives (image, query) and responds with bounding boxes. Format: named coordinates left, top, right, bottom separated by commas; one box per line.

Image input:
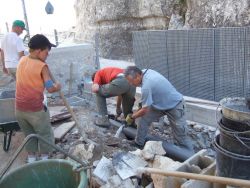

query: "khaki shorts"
left=15, top=107, right=54, bottom=153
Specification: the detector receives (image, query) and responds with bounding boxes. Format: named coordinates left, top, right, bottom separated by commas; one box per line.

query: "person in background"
left=1, top=20, right=25, bottom=79
left=15, top=34, right=60, bottom=163
left=92, top=67, right=136, bottom=127
left=124, top=66, right=194, bottom=153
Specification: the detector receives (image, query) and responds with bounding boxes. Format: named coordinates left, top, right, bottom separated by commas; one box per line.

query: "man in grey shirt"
left=124, top=66, right=193, bottom=153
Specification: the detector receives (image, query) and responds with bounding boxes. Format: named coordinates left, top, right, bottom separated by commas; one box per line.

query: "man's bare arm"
left=1, top=50, right=8, bottom=74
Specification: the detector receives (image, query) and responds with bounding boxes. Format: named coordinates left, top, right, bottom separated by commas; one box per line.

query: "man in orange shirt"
left=92, top=67, right=136, bottom=127
left=15, top=34, right=60, bottom=163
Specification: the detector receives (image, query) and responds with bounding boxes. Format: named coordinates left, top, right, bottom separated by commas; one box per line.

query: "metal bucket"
left=213, top=134, right=250, bottom=180
left=219, top=97, right=250, bottom=126
left=218, top=120, right=250, bottom=155
left=221, top=116, right=250, bottom=132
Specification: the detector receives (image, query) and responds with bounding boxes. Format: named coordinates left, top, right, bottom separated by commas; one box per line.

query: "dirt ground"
left=0, top=94, right=216, bottom=178
left=52, top=96, right=216, bottom=163
left=0, top=65, right=216, bottom=179
left=0, top=132, right=27, bottom=173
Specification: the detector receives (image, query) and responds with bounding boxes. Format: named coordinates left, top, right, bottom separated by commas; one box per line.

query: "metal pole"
left=54, top=29, right=59, bottom=46
left=95, top=33, right=100, bottom=70
left=21, top=0, right=30, bottom=40
left=5, top=22, right=9, bottom=32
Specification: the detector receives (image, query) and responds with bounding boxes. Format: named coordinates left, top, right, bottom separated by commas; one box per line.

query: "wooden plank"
left=49, top=106, right=68, bottom=117
left=49, top=106, right=71, bottom=123
left=50, top=112, right=71, bottom=123
left=54, top=121, right=75, bottom=140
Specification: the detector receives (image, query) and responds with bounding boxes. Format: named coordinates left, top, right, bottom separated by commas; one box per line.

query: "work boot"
left=95, top=115, right=111, bottom=128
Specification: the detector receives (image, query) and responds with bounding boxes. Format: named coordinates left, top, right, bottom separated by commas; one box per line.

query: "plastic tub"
left=0, top=159, right=88, bottom=188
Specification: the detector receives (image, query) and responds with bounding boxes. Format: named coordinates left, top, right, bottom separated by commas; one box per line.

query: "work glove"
left=125, top=114, right=134, bottom=126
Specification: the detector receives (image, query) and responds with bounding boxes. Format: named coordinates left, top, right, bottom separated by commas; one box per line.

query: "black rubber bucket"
left=218, top=120, right=250, bottom=155
left=213, top=134, right=250, bottom=180
left=221, top=116, right=250, bottom=132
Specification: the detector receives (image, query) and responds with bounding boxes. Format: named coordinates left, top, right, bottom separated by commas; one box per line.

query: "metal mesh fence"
left=133, top=27, right=250, bottom=101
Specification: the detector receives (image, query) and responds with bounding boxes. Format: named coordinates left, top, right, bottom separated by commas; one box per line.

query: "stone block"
left=71, top=143, right=95, bottom=162
left=164, top=149, right=215, bottom=188
left=141, top=141, right=166, bottom=160
left=151, top=155, right=182, bottom=188
left=93, top=156, right=116, bottom=182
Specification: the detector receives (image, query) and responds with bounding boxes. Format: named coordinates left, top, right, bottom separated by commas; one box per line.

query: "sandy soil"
left=0, top=132, right=27, bottom=174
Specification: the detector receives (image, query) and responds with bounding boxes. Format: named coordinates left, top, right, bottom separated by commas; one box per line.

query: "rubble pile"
left=47, top=96, right=217, bottom=187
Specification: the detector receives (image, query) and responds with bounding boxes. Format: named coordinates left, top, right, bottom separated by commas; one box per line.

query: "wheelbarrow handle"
left=0, top=134, right=89, bottom=180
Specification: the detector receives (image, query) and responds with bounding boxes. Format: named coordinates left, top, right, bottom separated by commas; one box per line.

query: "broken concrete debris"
left=91, top=146, right=216, bottom=188
left=112, top=152, right=148, bottom=180
left=49, top=106, right=71, bottom=123
left=141, top=141, right=166, bottom=160
left=100, top=175, right=134, bottom=188
left=0, top=71, right=239, bottom=188
left=93, top=156, right=116, bottom=182
left=71, top=143, right=95, bottom=162
left=47, top=102, right=220, bottom=187
left=53, top=121, right=75, bottom=140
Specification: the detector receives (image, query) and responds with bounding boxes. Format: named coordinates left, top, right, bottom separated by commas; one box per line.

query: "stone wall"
left=74, top=0, right=250, bottom=60
left=47, top=43, right=95, bottom=96
left=75, top=0, right=179, bottom=60
left=185, top=0, right=250, bottom=28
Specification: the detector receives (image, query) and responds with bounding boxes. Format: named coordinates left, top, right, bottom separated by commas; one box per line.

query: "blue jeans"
left=136, top=99, right=193, bottom=151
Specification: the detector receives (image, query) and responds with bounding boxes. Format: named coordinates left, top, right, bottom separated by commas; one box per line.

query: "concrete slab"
left=54, top=121, right=75, bottom=140
left=164, top=149, right=215, bottom=188
left=113, top=152, right=148, bottom=180
left=93, top=156, right=115, bottom=182
left=181, top=162, right=216, bottom=188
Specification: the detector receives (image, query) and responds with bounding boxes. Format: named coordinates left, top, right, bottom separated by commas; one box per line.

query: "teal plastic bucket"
left=0, top=159, right=88, bottom=188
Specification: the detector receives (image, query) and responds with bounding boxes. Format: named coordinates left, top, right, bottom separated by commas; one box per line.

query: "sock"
left=27, top=155, right=36, bottom=163
left=40, top=155, right=49, bottom=160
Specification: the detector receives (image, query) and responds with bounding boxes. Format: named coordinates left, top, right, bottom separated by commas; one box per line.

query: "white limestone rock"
left=141, top=141, right=166, bottom=160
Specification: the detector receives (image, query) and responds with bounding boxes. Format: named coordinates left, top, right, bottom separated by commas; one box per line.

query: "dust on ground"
left=51, top=95, right=216, bottom=163
left=0, top=95, right=216, bottom=173
left=0, top=64, right=216, bottom=174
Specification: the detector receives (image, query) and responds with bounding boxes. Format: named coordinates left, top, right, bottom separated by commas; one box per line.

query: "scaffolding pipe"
left=21, top=0, right=30, bottom=40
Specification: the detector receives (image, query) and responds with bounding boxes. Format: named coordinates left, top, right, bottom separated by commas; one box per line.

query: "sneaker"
left=95, top=116, right=111, bottom=128
left=27, top=155, right=36, bottom=163
left=40, top=154, right=49, bottom=161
